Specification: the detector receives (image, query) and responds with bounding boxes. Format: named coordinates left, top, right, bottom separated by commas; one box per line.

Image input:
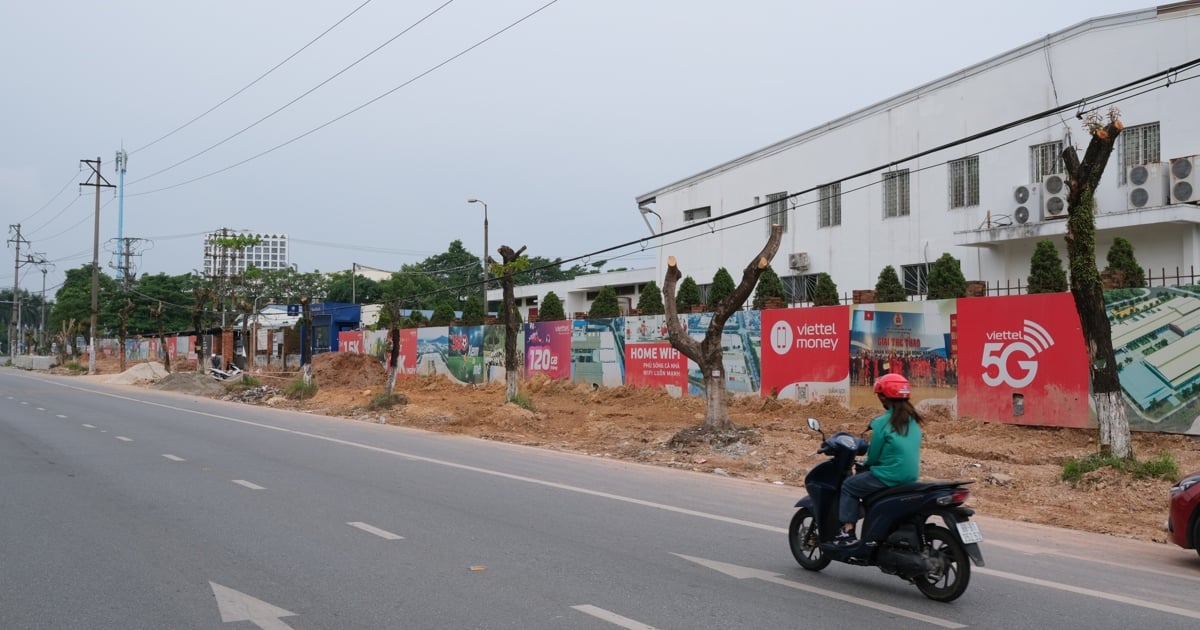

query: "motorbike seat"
left=864, top=480, right=974, bottom=508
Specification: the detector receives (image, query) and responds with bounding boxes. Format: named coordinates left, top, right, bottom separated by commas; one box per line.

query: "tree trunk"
left=663, top=224, right=784, bottom=432
left=386, top=309, right=400, bottom=396
left=118, top=299, right=134, bottom=373
left=1062, top=118, right=1132, bottom=458
left=498, top=245, right=527, bottom=403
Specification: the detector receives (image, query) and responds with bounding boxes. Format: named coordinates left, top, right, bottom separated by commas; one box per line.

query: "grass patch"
left=510, top=392, right=536, bottom=411
left=223, top=376, right=262, bottom=392
left=285, top=379, right=319, bottom=400
left=65, top=361, right=87, bottom=374
left=368, top=392, right=408, bottom=410
left=1062, top=451, right=1180, bottom=483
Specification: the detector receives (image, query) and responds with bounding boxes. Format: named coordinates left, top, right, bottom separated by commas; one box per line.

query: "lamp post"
left=467, top=198, right=489, bottom=313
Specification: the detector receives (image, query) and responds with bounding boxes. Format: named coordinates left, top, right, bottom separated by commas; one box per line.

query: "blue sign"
left=287, top=304, right=300, bottom=316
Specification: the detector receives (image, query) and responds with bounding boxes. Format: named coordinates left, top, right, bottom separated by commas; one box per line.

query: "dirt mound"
left=311, top=352, right=388, bottom=390
left=153, top=371, right=225, bottom=396
left=107, top=361, right=170, bottom=385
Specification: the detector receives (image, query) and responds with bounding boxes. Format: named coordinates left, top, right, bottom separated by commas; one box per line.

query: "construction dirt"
left=78, top=353, right=1200, bottom=546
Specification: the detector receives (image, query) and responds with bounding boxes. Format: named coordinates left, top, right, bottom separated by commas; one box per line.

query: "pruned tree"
left=191, top=286, right=212, bottom=374
left=875, top=265, right=907, bottom=303
left=926, top=253, right=967, bottom=299
left=1062, top=111, right=1131, bottom=458
left=812, top=273, right=839, bottom=306
left=1104, top=236, right=1146, bottom=288
left=1028, top=240, right=1069, bottom=294
left=637, top=280, right=665, bottom=315
left=117, top=298, right=135, bottom=373
left=663, top=224, right=784, bottom=438
left=708, top=267, right=736, bottom=306
left=384, top=299, right=403, bottom=396
left=149, top=302, right=170, bottom=373
left=752, top=266, right=787, bottom=308
left=589, top=286, right=621, bottom=318
left=539, top=291, right=566, bottom=321
left=496, top=244, right=529, bottom=403
left=675, top=276, right=702, bottom=311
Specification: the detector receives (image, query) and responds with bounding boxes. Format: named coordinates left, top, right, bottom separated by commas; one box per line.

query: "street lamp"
left=467, top=198, right=489, bottom=313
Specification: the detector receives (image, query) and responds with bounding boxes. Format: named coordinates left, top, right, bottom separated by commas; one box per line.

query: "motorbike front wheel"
left=914, top=524, right=971, bottom=602
left=788, top=507, right=831, bottom=571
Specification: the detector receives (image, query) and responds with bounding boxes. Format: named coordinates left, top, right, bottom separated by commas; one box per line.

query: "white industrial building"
left=202, top=228, right=291, bottom=277
left=494, top=2, right=1200, bottom=319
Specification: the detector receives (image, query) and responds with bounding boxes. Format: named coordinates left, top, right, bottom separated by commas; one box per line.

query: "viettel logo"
left=769, top=320, right=793, bottom=355
left=981, top=320, right=1055, bottom=388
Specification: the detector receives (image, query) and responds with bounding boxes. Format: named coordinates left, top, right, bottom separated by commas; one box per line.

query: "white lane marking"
left=347, top=522, right=404, bottom=540
left=82, top=424, right=96, bottom=429
left=36, top=407, right=46, bottom=411
left=232, top=480, right=266, bottom=490
left=978, top=567, right=1200, bottom=621
left=116, top=436, right=133, bottom=442
left=56, top=414, right=67, bottom=418
left=162, top=454, right=186, bottom=462
left=34, top=378, right=1200, bottom=618
left=985, top=538, right=1200, bottom=584
left=210, top=582, right=296, bottom=628
left=571, top=605, right=659, bottom=629
left=675, top=554, right=964, bottom=628
left=20, top=401, right=28, bottom=405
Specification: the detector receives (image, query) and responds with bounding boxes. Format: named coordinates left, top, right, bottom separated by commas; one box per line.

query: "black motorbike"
left=787, top=418, right=984, bottom=602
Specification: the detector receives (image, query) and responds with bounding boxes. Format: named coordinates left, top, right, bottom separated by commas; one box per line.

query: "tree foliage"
left=539, top=291, right=566, bottom=321
left=589, top=286, right=621, bottom=318
left=752, top=266, right=787, bottom=308
left=516, top=256, right=592, bottom=286
left=1028, top=240, right=1069, bottom=294
left=636, top=281, right=665, bottom=315
left=51, top=265, right=117, bottom=335
left=430, top=302, right=457, bottom=326
left=461, top=295, right=485, bottom=326
left=926, top=253, right=967, bottom=300
left=707, top=268, right=736, bottom=307
left=874, top=265, right=907, bottom=303
left=812, top=273, right=840, bottom=306
left=675, top=276, right=701, bottom=310
left=1104, top=236, right=1146, bottom=288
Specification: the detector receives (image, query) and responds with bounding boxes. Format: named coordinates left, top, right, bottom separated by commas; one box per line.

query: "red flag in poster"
left=957, top=293, right=1089, bottom=427
left=760, top=306, right=850, bottom=399
left=450, top=334, right=469, bottom=353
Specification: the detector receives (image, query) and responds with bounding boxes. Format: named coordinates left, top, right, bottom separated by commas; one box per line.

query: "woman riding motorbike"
left=833, top=373, right=924, bottom=545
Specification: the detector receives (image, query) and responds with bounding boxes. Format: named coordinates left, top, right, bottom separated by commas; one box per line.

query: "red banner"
left=957, top=293, right=1090, bottom=427
left=760, top=306, right=850, bottom=401
left=624, top=342, right=688, bottom=390
left=525, top=322, right=571, bottom=380
left=338, top=331, right=364, bottom=354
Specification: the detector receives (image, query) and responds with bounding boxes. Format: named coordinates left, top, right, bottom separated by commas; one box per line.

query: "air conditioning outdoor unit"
left=788, top=252, right=810, bottom=271
left=1012, top=183, right=1039, bottom=224
left=1127, top=162, right=1168, bottom=210
left=1042, top=173, right=1069, bottom=219
left=1170, top=155, right=1199, bottom=204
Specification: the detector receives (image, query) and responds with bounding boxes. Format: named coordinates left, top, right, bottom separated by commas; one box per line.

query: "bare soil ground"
left=77, top=353, right=1200, bottom=545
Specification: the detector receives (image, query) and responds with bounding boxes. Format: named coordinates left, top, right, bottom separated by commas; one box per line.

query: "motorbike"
left=787, top=418, right=984, bottom=602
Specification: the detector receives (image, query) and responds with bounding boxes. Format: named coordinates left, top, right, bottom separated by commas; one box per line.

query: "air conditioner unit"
left=1127, top=162, right=1168, bottom=210
left=1012, top=183, right=1039, bottom=224
left=1041, top=173, right=1069, bottom=219
left=1170, top=155, right=1199, bottom=204
left=788, top=252, right=810, bottom=271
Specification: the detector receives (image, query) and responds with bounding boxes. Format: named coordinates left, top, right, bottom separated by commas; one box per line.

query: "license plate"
left=957, top=521, right=983, bottom=544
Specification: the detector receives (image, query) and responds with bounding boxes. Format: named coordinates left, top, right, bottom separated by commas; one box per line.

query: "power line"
left=128, top=0, right=376, bottom=156
left=127, top=0, right=455, bottom=186
left=126, top=0, right=560, bottom=198
left=17, top=169, right=82, bottom=225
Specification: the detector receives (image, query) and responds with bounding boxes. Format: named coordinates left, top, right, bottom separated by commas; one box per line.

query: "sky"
left=1, top=0, right=1159, bottom=296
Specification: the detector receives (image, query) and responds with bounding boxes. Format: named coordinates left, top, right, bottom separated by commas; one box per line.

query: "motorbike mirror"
left=807, top=418, right=820, bottom=432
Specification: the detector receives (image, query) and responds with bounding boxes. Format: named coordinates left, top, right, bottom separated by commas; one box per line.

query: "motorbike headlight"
left=1170, top=475, right=1200, bottom=494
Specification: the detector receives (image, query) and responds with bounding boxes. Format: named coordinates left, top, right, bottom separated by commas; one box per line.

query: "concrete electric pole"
left=80, top=158, right=114, bottom=375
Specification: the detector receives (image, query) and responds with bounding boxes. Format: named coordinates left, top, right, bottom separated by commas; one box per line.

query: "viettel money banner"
left=957, top=293, right=1090, bottom=427
left=760, top=306, right=851, bottom=404
left=525, top=321, right=571, bottom=380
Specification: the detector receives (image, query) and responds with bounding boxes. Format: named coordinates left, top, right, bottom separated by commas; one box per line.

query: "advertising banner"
left=338, top=331, right=364, bottom=354
left=625, top=341, right=688, bottom=392
left=571, top=318, right=625, bottom=388
left=849, top=300, right=957, bottom=409
left=759, top=306, right=850, bottom=404
left=525, top=321, right=571, bottom=380
left=957, top=293, right=1090, bottom=427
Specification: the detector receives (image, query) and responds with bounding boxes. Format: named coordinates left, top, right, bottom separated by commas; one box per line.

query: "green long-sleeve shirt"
left=863, top=409, right=922, bottom=486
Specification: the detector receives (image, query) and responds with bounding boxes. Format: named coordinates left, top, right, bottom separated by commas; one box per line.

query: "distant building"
left=202, top=228, right=290, bottom=277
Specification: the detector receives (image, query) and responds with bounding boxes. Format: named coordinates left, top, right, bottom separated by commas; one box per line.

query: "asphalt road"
left=2, top=369, right=1198, bottom=629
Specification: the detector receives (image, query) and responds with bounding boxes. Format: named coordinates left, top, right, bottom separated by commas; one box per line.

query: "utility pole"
left=7, top=224, right=29, bottom=361
left=81, top=157, right=114, bottom=375
left=39, top=260, right=52, bottom=352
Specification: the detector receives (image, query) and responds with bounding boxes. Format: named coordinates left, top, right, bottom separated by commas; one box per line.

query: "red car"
left=1166, top=471, right=1200, bottom=555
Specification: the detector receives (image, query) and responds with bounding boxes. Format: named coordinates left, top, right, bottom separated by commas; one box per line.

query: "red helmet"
left=874, top=373, right=911, bottom=399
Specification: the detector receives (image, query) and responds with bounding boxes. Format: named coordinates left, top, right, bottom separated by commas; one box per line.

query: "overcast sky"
left=1, top=0, right=1156, bottom=295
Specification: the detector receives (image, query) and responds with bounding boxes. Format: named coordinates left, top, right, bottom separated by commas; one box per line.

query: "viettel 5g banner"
left=759, top=305, right=851, bottom=404
left=957, top=293, right=1090, bottom=427
left=525, top=321, right=571, bottom=380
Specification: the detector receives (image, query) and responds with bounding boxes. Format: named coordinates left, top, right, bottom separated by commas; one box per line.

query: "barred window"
left=819, top=183, right=842, bottom=228
left=783, top=273, right=818, bottom=303
left=1030, top=142, right=1063, bottom=182
left=883, top=170, right=910, bottom=218
left=1119, top=122, right=1160, bottom=185
left=948, top=156, right=980, bottom=208
left=901, top=263, right=929, bottom=297
left=765, top=192, right=789, bottom=236
left=684, top=206, right=711, bottom=221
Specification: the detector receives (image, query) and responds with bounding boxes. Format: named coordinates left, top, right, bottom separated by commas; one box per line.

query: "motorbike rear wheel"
left=914, top=524, right=970, bottom=602
left=788, top=507, right=830, bottom=571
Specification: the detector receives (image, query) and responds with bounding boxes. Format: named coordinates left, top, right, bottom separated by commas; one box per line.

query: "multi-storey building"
left=202, top=228, right=290, bottom=278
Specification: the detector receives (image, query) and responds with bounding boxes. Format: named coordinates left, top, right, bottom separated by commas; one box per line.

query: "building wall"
left=639, top=6, right=1200, bottom=297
